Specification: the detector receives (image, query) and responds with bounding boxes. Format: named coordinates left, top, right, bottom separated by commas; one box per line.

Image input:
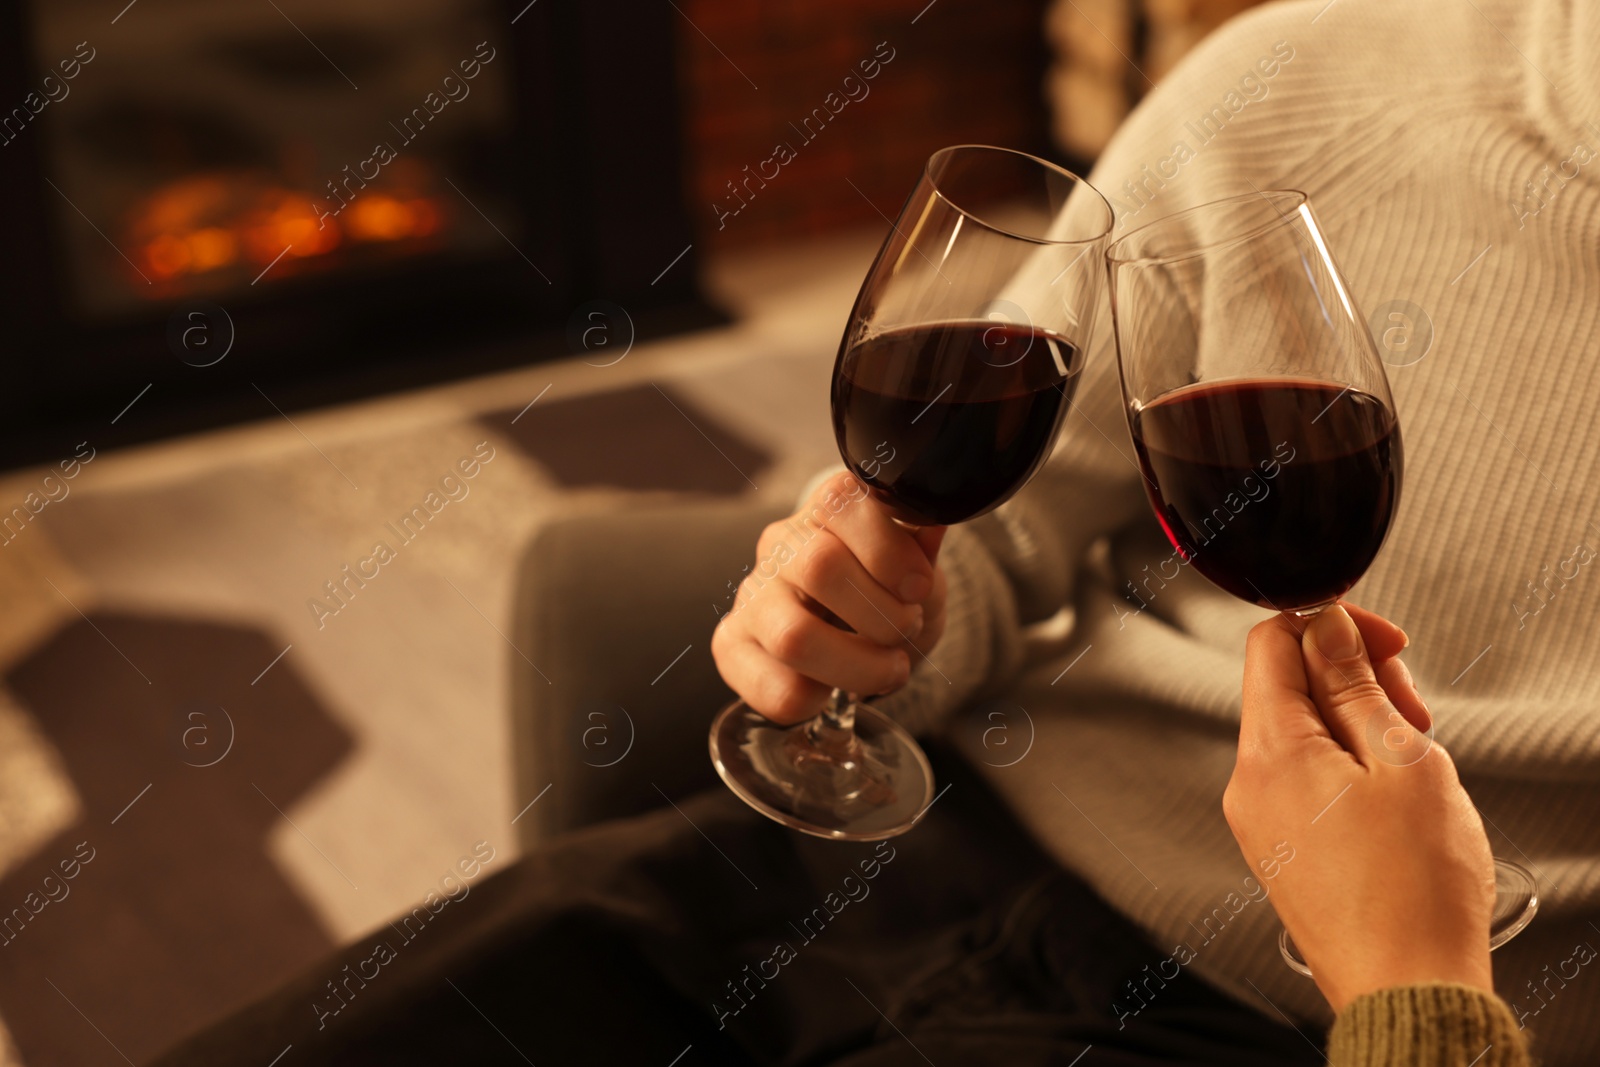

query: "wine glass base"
left=1278, top=858, right=1540, bottom=977
left=709, top=698, right=936, bottom=841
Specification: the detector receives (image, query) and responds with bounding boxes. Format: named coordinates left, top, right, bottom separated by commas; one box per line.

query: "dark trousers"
left=154, top=755, right=1322, bottom=1066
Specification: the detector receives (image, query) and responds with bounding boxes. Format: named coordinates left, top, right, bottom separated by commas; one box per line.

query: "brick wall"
left=676, top=0, right=1054, bottom=249
left=675, top=0, right=1271, bottom=250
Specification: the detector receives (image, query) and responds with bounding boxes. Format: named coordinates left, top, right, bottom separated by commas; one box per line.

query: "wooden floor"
left=0, top=226, right=881, bottom=1066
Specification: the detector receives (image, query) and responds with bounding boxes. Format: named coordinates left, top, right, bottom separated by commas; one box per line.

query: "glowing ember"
left=244, top=191, right=341, bottom=263
left=344, top=194, right=443, bottom=242
left=125, top=168, right=447, bottom=288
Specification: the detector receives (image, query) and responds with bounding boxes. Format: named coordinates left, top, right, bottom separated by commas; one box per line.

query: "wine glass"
left=709, top=145, right=1113, bottom=840
left=1103, top=189, right=1538, bottom=973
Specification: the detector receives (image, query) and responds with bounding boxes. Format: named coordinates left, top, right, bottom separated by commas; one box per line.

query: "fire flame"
left=125, top=169, right=446, bottom=287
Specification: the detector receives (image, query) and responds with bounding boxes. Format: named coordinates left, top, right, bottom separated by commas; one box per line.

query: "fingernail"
left=906, top=605, right=925, bottom=640
left=900, top=572, right=931, bottom=603
left=1308, top=605, right=1362, bottom=661
left=894, top=650, right=912, bottom=684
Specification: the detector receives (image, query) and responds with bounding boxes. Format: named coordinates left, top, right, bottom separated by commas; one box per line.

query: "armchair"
left=508, top=497, right=785, bottom=848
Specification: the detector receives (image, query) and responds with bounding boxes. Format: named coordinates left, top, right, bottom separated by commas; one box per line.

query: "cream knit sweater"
left=874, top=0, right=1600, bottom=1061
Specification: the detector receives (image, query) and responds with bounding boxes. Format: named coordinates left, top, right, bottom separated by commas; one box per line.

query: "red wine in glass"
left=1130, top=378, right=1402, bottom=610
left=834, top=321, right=1081, bottom=527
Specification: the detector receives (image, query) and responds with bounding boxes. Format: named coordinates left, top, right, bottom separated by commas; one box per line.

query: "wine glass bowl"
left=834, top=146, right=1114, bottom=528
left=1106, top=191, right=1402, bottom=616
left=710, top=145, right=1113, bottom=840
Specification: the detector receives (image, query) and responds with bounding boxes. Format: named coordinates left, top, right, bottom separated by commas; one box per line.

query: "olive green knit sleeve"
left=1328, top=983, right=1531, bottom=1067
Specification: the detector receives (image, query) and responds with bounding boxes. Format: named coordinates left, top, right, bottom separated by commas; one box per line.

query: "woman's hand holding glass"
left=1226, top=603, right=1495, bottom=1011
left=711, top=470, right=947, bottom=725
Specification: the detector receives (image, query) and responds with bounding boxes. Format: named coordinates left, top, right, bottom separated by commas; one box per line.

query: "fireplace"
left=0, top=0, right=711, bottom=467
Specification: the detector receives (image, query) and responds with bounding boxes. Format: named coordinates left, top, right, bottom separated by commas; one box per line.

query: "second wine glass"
left=1104, top=189, right=1537, bottom=972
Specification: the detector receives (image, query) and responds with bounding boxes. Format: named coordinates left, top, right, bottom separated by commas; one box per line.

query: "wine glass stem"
left=808, top=503, right=915, bottom=746
left=814, top=687, right=856, bottom=737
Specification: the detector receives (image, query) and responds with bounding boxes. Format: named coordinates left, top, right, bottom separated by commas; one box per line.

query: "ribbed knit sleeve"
left=1328, top=984, right=1531, bottom=1067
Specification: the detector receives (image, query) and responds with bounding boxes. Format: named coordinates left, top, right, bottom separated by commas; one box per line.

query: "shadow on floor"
left=0, top=612, right=353, bottom=1066
left=483, top=382, right=773, bottom=494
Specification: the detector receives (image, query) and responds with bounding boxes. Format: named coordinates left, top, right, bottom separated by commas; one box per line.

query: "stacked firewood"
left=1046, top=0, right=1267, bottom=159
